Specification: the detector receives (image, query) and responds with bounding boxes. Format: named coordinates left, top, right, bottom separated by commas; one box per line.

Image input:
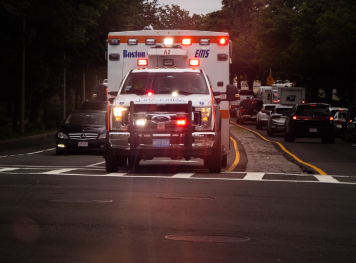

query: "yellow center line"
left=226, top=136, right=239, bottom=172
left=229, top=121, right=327, bottom=175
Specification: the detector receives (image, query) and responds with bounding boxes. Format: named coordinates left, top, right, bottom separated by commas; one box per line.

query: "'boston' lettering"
left=123, top=50, right=146, bottom=58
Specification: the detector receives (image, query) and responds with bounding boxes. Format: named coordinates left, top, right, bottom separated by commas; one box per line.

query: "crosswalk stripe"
left=42, top=168, right=77, bottom=175
left=172, top=173, right=194, bottom=178
left=314, top=175, right=340, bottom=183
left=244, top=173, right=265, bottom=180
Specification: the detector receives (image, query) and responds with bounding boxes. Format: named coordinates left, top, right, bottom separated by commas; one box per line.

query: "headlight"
left=195, top=107, right=211, bottom=117
left=113, top=107, right=128, bottom=122
left=195, top=107, right=212, bottom=130
left=98, top=133, right=106, bottom=139
left=58, top=132, right=68, bottom=139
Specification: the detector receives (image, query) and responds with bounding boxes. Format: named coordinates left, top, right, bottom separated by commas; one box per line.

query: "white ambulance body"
left=105, top=30, right=237, bottom=173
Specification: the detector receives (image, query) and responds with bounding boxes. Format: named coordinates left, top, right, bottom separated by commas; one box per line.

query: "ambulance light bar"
left=189, top=59, right=200, bottom=66
left=128, top=38, right=138, bottom=45
left=217, top=38, right=228, bottom=46
left=164, top=38, right=174, bottom=47
left=200, top=39, right=210, bottom=45
left=182, top=38, right=192, bottom=46
left=147, top=90, right=154, bottom=96
left=145, top=38, right=156, bottom=45
left=163, top=59, right=174, bottom=66
left=137, top=59, right=148, bottom=66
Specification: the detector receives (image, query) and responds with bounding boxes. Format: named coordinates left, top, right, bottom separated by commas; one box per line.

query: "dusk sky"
left=154, top=0, right=223, bottom=15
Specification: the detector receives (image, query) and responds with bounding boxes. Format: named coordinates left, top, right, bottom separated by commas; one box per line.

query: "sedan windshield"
left=120, top=72, right=209, bottom=95
left=276, top=108, right=293, bottom=116
left=65, top=112, right=106, bottom=126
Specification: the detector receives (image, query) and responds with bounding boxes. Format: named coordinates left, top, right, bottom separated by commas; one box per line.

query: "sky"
left=153, top=0, right=223, bottom=15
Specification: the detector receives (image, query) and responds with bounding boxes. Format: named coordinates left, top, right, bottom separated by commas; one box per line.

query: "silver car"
left=256, top=104, right=277, bottom=129
left=267, top=105, right=293, bottom=136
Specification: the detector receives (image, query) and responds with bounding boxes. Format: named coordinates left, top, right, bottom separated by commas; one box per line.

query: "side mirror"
left=108, top=91, right=118, bottom=97
left=226, top=84, right=239, bottom=101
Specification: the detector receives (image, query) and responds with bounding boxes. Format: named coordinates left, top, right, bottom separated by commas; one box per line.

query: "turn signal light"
left=137, top=59, right=148, bottom=66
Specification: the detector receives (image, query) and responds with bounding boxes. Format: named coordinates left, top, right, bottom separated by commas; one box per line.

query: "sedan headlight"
left=58, top=132, right=68, bottom=139
left=98, top=132, right=107, bottom=139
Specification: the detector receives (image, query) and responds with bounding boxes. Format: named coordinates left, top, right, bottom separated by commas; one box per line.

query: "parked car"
left=256, top=104, right=277, bottom=129
left=55, top=110, right=107, bottom=155
left=284, top=103, right=335, bottom=143
left=331, top=108, right=348, bottom=138
left=345, top=106, right=356, bottom=143
left=79, top=100, right=107, bottom=111
left=236, top=99, right=263, bottom=124
left=267, top=105, right=293, bottom=136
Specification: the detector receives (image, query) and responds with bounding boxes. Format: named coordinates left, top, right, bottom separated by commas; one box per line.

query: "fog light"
left=57, top=144, right=65, bottom=148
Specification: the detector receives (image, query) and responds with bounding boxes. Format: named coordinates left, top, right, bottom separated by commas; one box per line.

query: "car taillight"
left=330, top=116, right=334, bottom=121
left=147, top=90, right=154, bottom=96
left=189, top=59, right=200, bottom=66
left=292, top=115, right=297, bottom=120
left=337, top=120, right=343, bottom=124
left=137, top=59, right=148, bottom=66
left=176, top=119, right=187, bottom=126
left=182, top=38, right=191, bottom=45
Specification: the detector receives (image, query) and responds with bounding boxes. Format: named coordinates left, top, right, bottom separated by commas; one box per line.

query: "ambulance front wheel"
left=207, top=132, right=222, bottom=173
left=221, top=155, right=227, bottom=168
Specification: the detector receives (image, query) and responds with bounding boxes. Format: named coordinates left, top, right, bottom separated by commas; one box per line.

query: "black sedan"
left=55, top=110, right=107, bottom=155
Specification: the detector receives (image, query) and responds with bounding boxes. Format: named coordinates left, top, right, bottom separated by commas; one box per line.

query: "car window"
left=276, top=108, right=292, bottom=116
left=296, top=105, right=330, bottom=116
left=265, top=106, right=275, bottom=111
left=239, top=90, right=255, bottom=96
left=65, top=112, right=106, bottom=126
left=338, top=112, right=347, bottom=119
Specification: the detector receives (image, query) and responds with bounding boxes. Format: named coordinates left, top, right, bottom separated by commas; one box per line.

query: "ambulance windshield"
left=120, top=72, right=209, bottom=95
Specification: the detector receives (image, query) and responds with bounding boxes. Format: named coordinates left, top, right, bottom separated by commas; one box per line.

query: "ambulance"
left=104, top=30, right=238, bottom=173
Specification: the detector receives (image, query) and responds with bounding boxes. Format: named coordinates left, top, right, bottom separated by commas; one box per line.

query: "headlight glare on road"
left=58, top=132, right=68, bottom=139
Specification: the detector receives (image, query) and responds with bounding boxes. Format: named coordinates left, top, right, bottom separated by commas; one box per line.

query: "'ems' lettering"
left=194, top=49, right=210, bottom=58
left=123, top=50, right=146, bottom=58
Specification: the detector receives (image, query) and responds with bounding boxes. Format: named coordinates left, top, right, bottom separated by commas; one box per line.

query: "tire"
left=269, top=129, right=274, bottom=137
left=207, top=132, right=222, bottom=173
left=321, top=137, right=328, bottom=143
left=288, top=132, right=295, bottom=142
left=240, top=118, right=244, bottom=125
left=257, top=121, right=262, bottom=130
left=256, top=121, right=259, bottom=129
left=352, top=134, right=356, bottom=144
left=105, top=148, right=119, bottom=173
left=221, top=155, right=227, bottom=168
left=328, top=136, right=335, bottom=144
left=236, top=116, right=240, bottom=124
left=267, top=129, right=270, bottom=136
left=284, top=132, right=289, bottom=142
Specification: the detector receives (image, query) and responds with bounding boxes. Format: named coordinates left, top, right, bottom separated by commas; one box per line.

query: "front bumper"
left=56, top=138, right=106, bottom=151
left=108, top=132, right=216, bottom=158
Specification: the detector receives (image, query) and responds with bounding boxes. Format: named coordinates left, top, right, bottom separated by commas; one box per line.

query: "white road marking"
left=105, top=173, right=128, bottom=176
left=244, top=173, right=265, bottom=180
left=0, top=168, right=19, bottom=172
left=172, top=173, right=194, bottom=178
left=314, top=175, right=340, bottom=183
left=86, top=162, right=105, bottom=167
left=44, top=148, right=56, bottom=151
left=26, top=150, right=45, bottom=155
left=42, top=168, right=78, bottom=175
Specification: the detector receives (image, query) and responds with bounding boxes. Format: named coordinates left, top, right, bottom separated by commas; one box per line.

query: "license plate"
left=78, top=141, right=88, bottom=147
left=153, top=139, right=170, bottom=148
left=309, top=128, right=317, bottom=132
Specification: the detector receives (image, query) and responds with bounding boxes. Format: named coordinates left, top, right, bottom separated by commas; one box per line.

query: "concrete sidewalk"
left=230, top=124, right=305, bottom=174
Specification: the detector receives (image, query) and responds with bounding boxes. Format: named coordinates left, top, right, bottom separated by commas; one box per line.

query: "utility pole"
left=21, top=18, right=25, bottom=134
left=63, top=52, right=66, bottom=120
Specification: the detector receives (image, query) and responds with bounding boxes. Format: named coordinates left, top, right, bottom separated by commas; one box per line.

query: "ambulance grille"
left=132, top=104, right=189, bottom=113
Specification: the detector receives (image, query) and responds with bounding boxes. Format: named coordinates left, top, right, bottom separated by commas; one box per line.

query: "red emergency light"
left=176, top=119, right=187, bottom=126
left=147, top=90, right=154, bottom=96
left=217, top=38, right=228, bottom=46
left=137, top=59, right=148, bottom=66
left=189, top=59, right=200, bottom=66
left=182, top=38, right=192, bottom=45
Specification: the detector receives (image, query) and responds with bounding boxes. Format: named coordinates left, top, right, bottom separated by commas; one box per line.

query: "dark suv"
left=284, top=103, right=335, bottom=143
left=236, top=99, right=263, bottom=124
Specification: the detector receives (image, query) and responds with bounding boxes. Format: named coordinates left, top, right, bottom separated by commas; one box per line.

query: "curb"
left=0, top=131, right=58, bottom=145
